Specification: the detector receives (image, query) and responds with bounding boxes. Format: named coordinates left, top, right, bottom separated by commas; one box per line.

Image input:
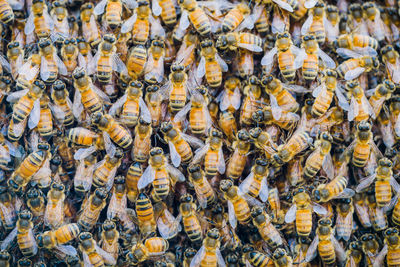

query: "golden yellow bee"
left=335, top=198, right=354, bottom=242
left=38, top=39, right=67, bottom=83
left=189, top=228, right=225, bottom=267
left=126, top=161, right=142, bottom=202
left=273, top=131, right=312, bottom=166
left=145, top=85, right=163, bottom=128
left=242, top=244, right=274, bottom=267
left=239, top=159, right=269, bottom=202
left=134, top=192, right=157, bottom=237
left=216, top=32, right=263, bottom=53
left=226, top=129, right=251, bottom=180
left=100, top=220, right=119, bottom=262
left=301, top=1, right=326, bottom=44
left=178, top=0, right=211, bottom=36
left=127, top=237, right=169, bottom=264
left=132, top=118, right=152, bottom=163
left=50, top=1, right=69, bottom=39
left=144, top=39, right=165, bottom=84
left=303, top=132, right=334, bottom=179
left=372, top=228, right=400, bottom=267
left=80, top=3, right=101, bottom=47
left=93, top=0, right=136, bottom=30
left=251, top=206, right=283, bottom=250
left=240, top=76, right=264, bottom=126
left=272, top=248, right=293, bottom=267
left=381, top=45, right=400, bottom=84
left=337, top=55, right=380, bottom=81
left=126, top=45, right=147, bottom=80
left=37, top=223, right=80, bottom=254
left=25, top=0, right=53, bottom=38
left=44, top=182, right=65, bottom=228
left=73, top=151, right=96, bottom=196
left=0, top=186, right=18, bottom=231
left=360, top=233, right=381, bottom=266
left=92, top=149, right=123, bottom=190
left=362, top=2, right=386, bottom=42
left=78, top=232, right=116, bottom=266
left=77, top=188, right=108, bottom=231
left=179, top=194, right=203, bottom=245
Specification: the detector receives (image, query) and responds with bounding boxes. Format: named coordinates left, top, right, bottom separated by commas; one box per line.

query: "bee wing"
left=139, top=97, right=152, bottom=123
left=239, top=14, right=255, bottom=31
left=355, top=173, right=376, bottom=192
left=40, top=56, right=51, bottom=81
left=348, top=96, right=359, bottom=122
left=138, top=165, right=156, bottom=189
left=0, top=54, right=10, bottom=73
left=305, top=235, right=319, bottom=262
left=74, top=160, right=93, bottom=191
left=11, top=119, right=26, bottom=138
left=261, top=47, right=277, bottom=66
left=87, top=51, right=99, bottom=75
left=238, top=42, right=263, bottom=53
left=94, top=0, right=107, bottom=15
left=178, top=10, right=190, bottom=32
left=318, top=48, right=336, bottom=68
left=44, top=12, right=54, bottom=30
left=353, top=46, right=378, bottom=57
left=181, top=133, right=204, bottom=148
left=24, top=12, right=35, bottom=35
left=336, top=48, right=362, bottom=59
left=6, top=89, right=28, bottom=103
left=269, top=94, right=282, bottom=120
left=174, top=102, right=191, bottom=122
left=273, top=0, right=293, bottom=12
left=294, top=48, right=307, bottom=69
left=157, top=210, right=181, bottom=239
left=122, top=0, right=138, bottom=9
left=55, top=245, right=78, bottom=256
left=322, top=153, right=335, bottom=180
left=283, top=83, right=311, bottom=93
left=109, top=93, right=127, bottom=117
left=391, top=177, right=400, bottom=194
left=301, top=14, right=313, bottom=35
left=103, top=132, right=116, bottom=157
left=152, top=0, right=162, bottom=16
left=0, top=227, right=17, bottom=251
left=194, top=181, right=208, bottom=209
left=335, top=211, right=353, bottom=241
left=284, top=204, right=297, bottom=223
left=373, top=244, right=388, bottom=267
left=354, top=202, right=371, bottom=227
left=176, top=44, right=195, bottom=64
left=74, top=146, right=97, bottom=160
left=216, top=248, right=226, bottom=267
left=395, top=113, right=400, bottom=137
left=192, top=143, right=209, bottom=165
left=49, top=103, right=66, bottom=124
left=332, top=236, right=346, bottom=263
left=232, top=87, right=241, bottom=110
left=28, top=99, right=40, bottom=129
left=112, top=54, right=128, bottom=74
left=227, top=200, right=237, bottom=229
left=380, top=121, right=395, bottom=148
left=215, top=53, right=228, bottom=72
left=150, top=16, right=165, bottom=39
left=95, top=244, right=117, bottom=266
left=218, top=148, right=225, bottom=174
left=335, top=87, right=350, bottom=111
left=0, top=145, right=10, bottom=163
left=169, top=141, right=181, bottom=168
left=259, top=177, right=269, bottom=202
left=91, top=83, right=110, bottom=103
left=54, top=53, right=68, bottom=75
left=313, top=203, right=327, bottom=215
left=121, top=13, right=137, bottom=33
left=190, top=245, right=205, bottom=267
left=238, top=172, right=255, bottom=196
left=312, top=83, right=324, bottom=98
left=361, top=94, right=376, bottom=119
left=345, top=67, right=366, bottom=80
left=387, top=61, right=400, bottom=84
left=251, top=4, right=264, bottom=23
left=304, top=0, right=317, bottom=8
left=167, top=164, right=186, bottom=182
left=82, top=252, right=93, bottom=267
left=72, top=90, right=84, bottom=120
left=333, top=188, right=355, bottom=199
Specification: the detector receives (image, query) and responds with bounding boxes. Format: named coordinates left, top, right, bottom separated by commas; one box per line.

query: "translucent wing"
left=238, top=172, right=254, bottom=195
left=167, top=164, right=185, bottom=182
left=355, top=173, right=376, bottom=192
left=139, top=97, right=152, bottom=123
left=72, top=90, right=84, bottom=120
left=270, top=94, right=282, bottom=120
left=138, top=165, right=155, bottom=189
left=55, top=53, right=68, bottom=75
left=190, top=245, right=205, bottom=267
left=6, top=89, right=28, bottom=103
left=305, top=235, right=319, bottom=262
left=0, top=54, right=11, bottom=73
left=28, top=99, right=40, bottom=129
left=336, top=211, right=353, bottom=241
left=259, top=177, right=269, bottom=202
left=74, top=145, right=96, bottom=162
left=82, top=252, right=93, bottom=267
left=353, top=46, right=378, bottom=57
left=157, top=211, right=181, bottom=239
left=333, top=188, right=355, bottom=199
left=332, top=236, right=346, bottom=263
left=215, top=53, right=228, bottom=72
left=179, top=10, right=190, bottom=32
left=40, top=56, right=51, bottom=81
left=103, top=132, right=116, bottom=158
left=273, top=0, right=293, bottom=12
left=150, top=16, right=165, bottom=39
left=346, top=66, right=366, bottom=80
left=322, top=152, right=335, bottom=180
left=112, top=54, right=128, bottom=74
left=169, top=141, right=181, bottom=168
left=313, top=203, right=327, bottom=215
left=181, top=133, right=204, bottom=148
left=0, top=145, right=10, bottom=163
left=395, top=113, right=400, bottom=137
left=216, top=248, right=226, bottom=267
left=380, top=121, right=395, bottom=148
left=228, top=200, right=237, bottom=229
left=56, top=245, right=78, bottom=256
left=294, top=48, right=307, bottom=69
left=0, top=227, right=17, bottom=251
left=24, top=12, right=35, bottom=35
left=121, top=13, right=137, bottom=33
left=285, top=204, right=297, bottom=223
left=304, top=0, right=317, bottom=8
left=49, top=103, right=65, bottom=123
left=301, top=14, right=313, bottom=35
left=196, top=56, right=206, bottom=78
left=94, top=0, right=107, bottom=15
left=283, top=83, right=311, bottom=93
left=335, top=87, right=350, bottom=111
left=122, top=0, right=138, bottom=9
left=218, top=148, right=225, bottom=174
left=312, top=83, right=324, bottom=98
left=238, top=43, right=263, bottom=53
left=95, top=245, right=117, bottom=266
left=336, top=48, right=362, bottom=59
left=176, top=44, right=195, bottom=64
left=318, top=48, right=336, bottom=68
left=192, top=144, right=209, bottom=164
left=261, top=47, right=277, bottom=66
left=348, top=96, right=359, bottom=122
left=109, top=94, right=127, bottom=116
left=391, top=177, right=400, bottom=193
left=152, top=0, right=162, bottom=16
left=373, top=244, right=388, bottom=267
left=174, top=102, right=191, bottom=122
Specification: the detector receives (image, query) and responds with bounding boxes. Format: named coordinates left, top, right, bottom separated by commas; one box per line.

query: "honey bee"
left=216, top=32, right=263, bottom=53
left=239, top=159, right=269, bottom=202
left=78, top=232, right=116, bottom=266
left=366, top=188, right=388, bottom=232
left=272, top=248, right=293, bottom=267
left=93, top=0, right=136, bottom=30
left=242, top=244, right=274, bottom=267
left=220, top=179, right=251, bottom=229
left=44, top=182, right=65, bottom=228
left=25, top=0, right=54, bottom=39
left=37, top=223, right=80, bottom=256
left=26, top=187, right=45, bottom=218
left=285, top=187, right=327, bottom=237
left=126, top=237, right=169, bottom=264
left=7, top=42, right=24, bottom=79
left=179, top=194, right=203, bottom=246
left=126, top=161, right=142, bottom=202
left=381, top=45, right=400, bottom=84
left=138, top=147, right=185, bottom=201
left=35, top=95, right=53, bottom=139
left=345, top=121, right=382, bottom=167
left=122, top=0, right=165, bottom=45
left=301, top=1, right=326, bottom=44
left=131, top=118, right=151, bottom=164
left=126, top=45, right=147, bottom=80
left=50, top=1, right=69, bottom=38
left=251, top=206, right=283, bottom=250
left=178, top=0, right=211, bottom=36
left=79, top=3, right=100, bottom=47
left=192, top=128, right=225, bottom=177
left=344, top=241, right=363, bottom=267
left=356, top=158, right=399, bottom=209
left=175, top=30, right=198, bottom=70
left=145, top=85, right=163, bottom=128
left=196, top=39, right=228, bottom=88
left=77, top=188, right=108, bottom=231
left=76, top=37, right=94, bottom=70
left=0, top=186, right=18, bottom=231
left=174, top=86, right=212, bottom=136
left=50, top=80, right=74, bottom=127
left=360, top=233, right=381, bottom=266
left=7, top=80, right=44, bottom=141
left=248, top=128, right=278, bottom=160
left=161, top=122, right=203, bottom=167
left=216, top=76, right=241, bottom=114
left=345, top=80, right=376, bottom=122
left=333, top=198, right=354, bottom=242
left=240, top=76, right=263, bottom=126
left=91, top=112, right=133, bottom=150
left=368, top=80, right=395, bottom=120
left=335, top=33, right=378, bottom=57
left=294, top=34, right=336, bottom=83
left=305, top=218, right=346, bottom=265
left=88, top=34, right=127, bottom=84
left=60, top=38, right=79, bottom=73
left=362, top=2, right=386, bottom=42
left=372, top=228, right=400, bottom=267
left=38, top=39, right=67, bottom=83
left=1, top=210, right=37, bottom=257
left=226, top=129, right=251, bottom=180
left=337, top=54, right=380, bottom=81
left=144, top=39, right=165, bottom=84
left=73, top=151, right=96, bottom=196
left=154, top=202, right=181, bottom=240
left=190, top=228, right=225, bottom=267
left=160, top=63, right=190, bottom=112
left=8, top=143, right=50, bottom=192
left=92, top=149, right=123, bottom=190
left=261, top=31, right=301, bottom=82
left=303, top=132, right=334, bottom=179
left=100, top=220, right=119, bottom=262
left=273, top=131, right=312, bottom=166
left=187, top=165, right=216, bottom=209
left=353, top=192, right=372, bottom=228
left=134, top=192, right=157, bottom=236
